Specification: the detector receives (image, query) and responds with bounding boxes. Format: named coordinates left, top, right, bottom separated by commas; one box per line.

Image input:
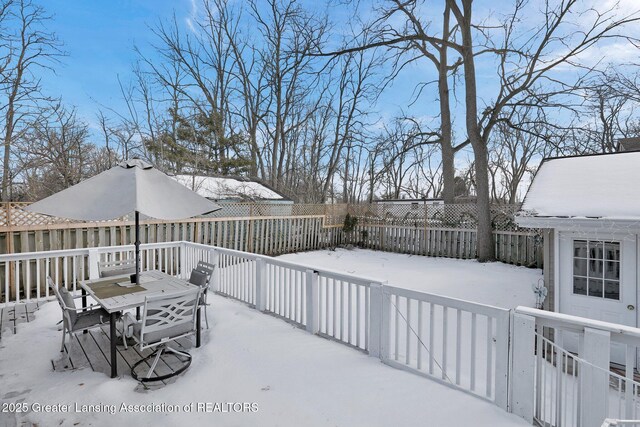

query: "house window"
left=573, top=240, right=620, bottom=300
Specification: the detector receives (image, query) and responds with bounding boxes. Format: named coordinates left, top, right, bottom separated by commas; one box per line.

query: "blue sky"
left=42, top=0, right=440, bottom=134
left=43, top=1, right=190, bottom=124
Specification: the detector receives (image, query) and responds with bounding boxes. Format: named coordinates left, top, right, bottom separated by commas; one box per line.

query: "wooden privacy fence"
left=0, top=219, right=541, bottom=301
left=0, top=216, right=340, bottom=301
left=338, top=225, right=542, bottom=268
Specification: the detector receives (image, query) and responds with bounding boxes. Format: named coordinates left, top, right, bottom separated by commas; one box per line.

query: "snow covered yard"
left=0, top=294, right=527, bottom=427
left=279, top=248, right=543, bottom=309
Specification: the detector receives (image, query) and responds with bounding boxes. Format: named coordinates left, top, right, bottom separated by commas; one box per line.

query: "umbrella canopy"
left=25, top=159, right=221, bottom=220
left=26, top=159, right=221, bottom=286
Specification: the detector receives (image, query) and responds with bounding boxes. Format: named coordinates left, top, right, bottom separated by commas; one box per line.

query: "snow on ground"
left=278, top=248, right=542, bottom=309
left=0, top=296, right=527, bottom=427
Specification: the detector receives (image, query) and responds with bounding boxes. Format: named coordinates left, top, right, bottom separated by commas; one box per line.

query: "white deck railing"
left=0, top=241, right=512, bottom=409
left=513, top=307, right=640, bottom=427
left=181, top=242, right=510, bottom=405
left=4, top=241, right=640, bottom=427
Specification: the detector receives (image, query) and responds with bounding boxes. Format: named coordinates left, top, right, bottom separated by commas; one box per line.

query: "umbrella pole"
left=135, top=210, right=141, bottom=320
left=135, top=210, right=140, bottom=284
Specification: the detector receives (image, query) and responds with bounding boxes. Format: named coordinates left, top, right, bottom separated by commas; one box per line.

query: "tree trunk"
left=450, top=0, right=495, bottom=261
left=438, top=4, right=455, bottom=204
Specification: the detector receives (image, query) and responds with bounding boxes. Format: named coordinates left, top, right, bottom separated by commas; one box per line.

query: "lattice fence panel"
left=0, top=201, right=533, bottom=233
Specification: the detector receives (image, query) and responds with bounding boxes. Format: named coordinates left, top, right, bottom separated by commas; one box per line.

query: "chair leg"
left=202, top=292, right=210, bottom=329
left=120, top=320, right=128, bottom=350
left=146, top=349, right=164, bottom=380
left=60, top=324, right=66, bottom=352
left=66, top=332, right=73, bottom=365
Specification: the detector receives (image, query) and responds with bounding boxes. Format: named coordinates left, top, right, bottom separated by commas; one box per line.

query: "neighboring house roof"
left=373, top=198, right=444, bottom=204
left=517, top=151, right=640, bottom=228
left=618, top=137, right=640, bottom=152
left=173, top=175, right=291, bottom=202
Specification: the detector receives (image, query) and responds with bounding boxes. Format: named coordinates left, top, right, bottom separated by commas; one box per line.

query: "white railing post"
left=179, top=242, right=188, bottom=279
left=369, top=282, right=389, bottom=360
left=255, top=258, right=267, bottom=311
left=509, top=312, right=536, bottom=423
left=494, top=310, right=510, bottom=411
left=88, top=248, right=99, bottom=280
left=581, top=328, right=611, bottom=427
left=211, top=248, right=220, bottom=293
left=305, top=269, right=319, bottom=333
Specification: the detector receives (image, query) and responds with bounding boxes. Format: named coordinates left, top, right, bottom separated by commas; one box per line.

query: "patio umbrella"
left=25, top=159, right=221, bottom=285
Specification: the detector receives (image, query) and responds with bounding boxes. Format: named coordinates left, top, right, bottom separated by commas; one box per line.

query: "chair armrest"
left=70, top=293, right=101, bottom=311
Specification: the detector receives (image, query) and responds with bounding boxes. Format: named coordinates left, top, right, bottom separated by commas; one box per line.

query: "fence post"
left=211, top=248, right=220, bottom=293
left=509, top=312, right=535, bottom=422
left=305, top=269, right=319, bottom=334
left=494, top=310, right=510, bottom=411
left=581, top=328, right=610, bottom=427
left=88, top=248, right=99, bottom=280
left=179, top=241, right=187, bottom=279
left=369, top=282, right=389, bottom=360
left=255, top=258, right=267, bottom=311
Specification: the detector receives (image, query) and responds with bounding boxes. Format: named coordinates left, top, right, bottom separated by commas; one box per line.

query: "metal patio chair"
left=48, top=277, right=109, bottom=361
left=123, top=287, right=201, bottom=382
left=188, top=261, right=215, bottom=329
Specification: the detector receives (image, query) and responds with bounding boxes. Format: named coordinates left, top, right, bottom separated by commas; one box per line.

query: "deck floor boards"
left=3, top=303, right=198, bottom=390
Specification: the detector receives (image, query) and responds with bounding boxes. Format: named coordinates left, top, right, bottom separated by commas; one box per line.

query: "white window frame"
left=572, top=238, right=621, bottom=301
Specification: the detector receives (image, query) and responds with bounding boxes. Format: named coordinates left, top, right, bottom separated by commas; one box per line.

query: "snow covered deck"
left=1, top=293, right=528, bottom=427
left=0, top=248, right=541, bottom=426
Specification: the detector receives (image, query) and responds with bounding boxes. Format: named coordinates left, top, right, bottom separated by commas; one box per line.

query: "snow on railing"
left=602, top=420, right=640, bottom=427
left=513, top=307, right=640, bottom=427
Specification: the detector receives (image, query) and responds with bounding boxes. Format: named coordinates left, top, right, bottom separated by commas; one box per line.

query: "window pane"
left=589, top=241, right=604, bottom=259
left=574, top=259, right=587, bottom=276
left=573, top=277, right=587, bottom=295
left=605, top=261, right=620, bottom=280
left=588, top=278, right=603, bottom=297
left=589, top=259, right=603, bottom=277
left=605, top=242, right=620, bottom=261
left=574, top=240, right=588, bottom=258
left=604, top=280, right=620, bottom=300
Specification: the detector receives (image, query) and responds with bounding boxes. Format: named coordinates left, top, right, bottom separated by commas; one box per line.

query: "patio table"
left=79, top=270, right=201, bottom=378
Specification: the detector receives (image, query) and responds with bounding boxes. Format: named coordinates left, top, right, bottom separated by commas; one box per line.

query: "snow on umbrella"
left=25, top=159, right=221, bottom=284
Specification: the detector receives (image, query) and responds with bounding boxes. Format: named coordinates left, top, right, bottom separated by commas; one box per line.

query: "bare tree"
left=15, top=103, right=102, bottom=200
left=488, top=108, right=553, bottom=203
left=0, top=0, right=62, bottom=200
left=445, top=0, right=639, bottom=260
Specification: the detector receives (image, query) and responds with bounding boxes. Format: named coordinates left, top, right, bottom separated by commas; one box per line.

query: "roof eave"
left=516, top=215, right=640, bottom=230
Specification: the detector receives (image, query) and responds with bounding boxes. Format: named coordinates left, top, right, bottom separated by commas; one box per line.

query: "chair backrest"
left=47, top=276, right=76, bottom=326
left=138, top=288, right=201, bottom=350
left=98, top=258, right=136, bottom=278
left=189, top=261, right=215, bottom=290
